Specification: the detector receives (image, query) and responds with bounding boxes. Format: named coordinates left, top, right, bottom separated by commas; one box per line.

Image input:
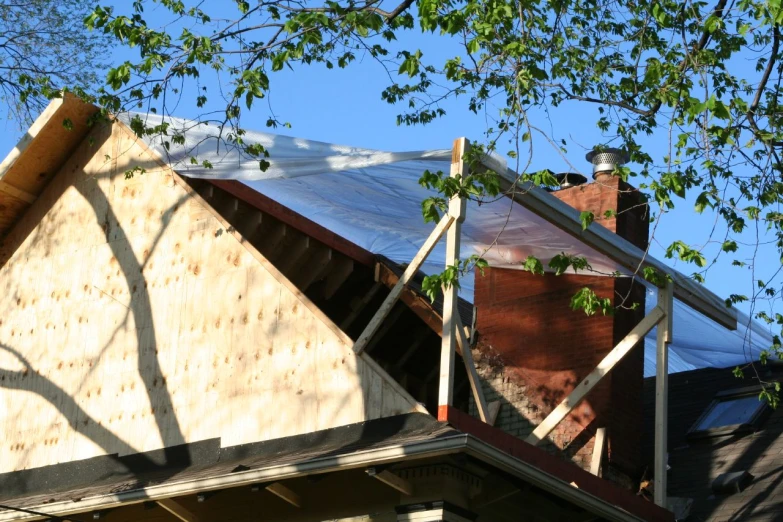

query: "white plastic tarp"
left=130, top=114, right=774, bottom=377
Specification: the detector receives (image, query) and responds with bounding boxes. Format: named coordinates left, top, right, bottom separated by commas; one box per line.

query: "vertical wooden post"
left=438, top=138, right=468, bottom=409
left=654, top=280, right=673, bottom=508
left=590, top=427, right=607, bottom=477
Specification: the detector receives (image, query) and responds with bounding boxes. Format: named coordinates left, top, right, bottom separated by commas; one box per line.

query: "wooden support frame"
left=654, top=281, right=673, bottom=508
left=526, top=306, right=666, bottom=445
left=455, top=313, right=490, bottom=423
left=276, top=235, right=310, bottom=268
left=294, top=246, right=332, bottom=291
left=353, top=213, right=455, bottom=355
left=590, top=427, right=607, bottom=477
left=156, top=498, right=201, bottom=522
left=366, top=467, right=414, bottom=496
left=340, top=282, right=383, bottom=330
left=265, top=223, right=288, bottom=256
left=487, top=400, right=501, bottom=426
left=438, top=138, right=468, bottom=409
left=265, top=482, right=302, bottom=508
left=322, top=257, right=354, bottom=299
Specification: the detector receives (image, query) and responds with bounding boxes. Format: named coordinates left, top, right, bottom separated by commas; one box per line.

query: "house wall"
left=0, top=121, right=419, bottom=473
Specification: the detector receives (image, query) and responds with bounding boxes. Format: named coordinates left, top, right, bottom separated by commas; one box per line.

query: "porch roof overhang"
left=0, top=414, right=669, bottom=522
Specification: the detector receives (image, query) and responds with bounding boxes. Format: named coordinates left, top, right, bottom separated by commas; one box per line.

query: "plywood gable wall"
left=0, top=121, right=421, bottom=473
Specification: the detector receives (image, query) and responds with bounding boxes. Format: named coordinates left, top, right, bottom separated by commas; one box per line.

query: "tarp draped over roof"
left=130, top=114, right=773, bottom=376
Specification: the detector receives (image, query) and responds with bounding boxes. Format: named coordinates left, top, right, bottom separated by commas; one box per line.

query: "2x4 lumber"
left=366, top=467, right=414, bottom=496
left=455, top=313, right=490, bottom=423
left=487, top=400, right=501, bottom=426
left=0, top=180, right=36, bottom=204
left=376, top=262, right=451, bottom=339
left=286, top=237, right=321, bottom=278
left=354, top=213, right=455, bottom=355
left=340, top=282, right=383, bottom=330
left=438, top=137, right=468, bottom=408
left=526, top=306, right=666, bottom=445
left=231, top=207, right=264, bottom=239
left=486, top=163, right=736, bottom=330
left=322, top=257, right=354, bottom=299
left=275, top=235, right=310, bottom=271
left=264, top=222, right=288, bottom=256
left=156, top=498, right=201, bottom=522
left=469, top=306, right=477, bottom=345
left=209, top=179, right=376, bottom=267
left=654, top=281, right=673, bottom=508
left=590, top=427, right=607, bottom=477
left=375, top=261, right=469, bottom=357
left=292, top=245, right=332, bottom=291
left=265, top=482, right=302, bottom=508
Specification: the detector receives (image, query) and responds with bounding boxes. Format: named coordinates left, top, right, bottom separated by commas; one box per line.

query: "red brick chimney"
left=471, top=173, right=649, bottom=484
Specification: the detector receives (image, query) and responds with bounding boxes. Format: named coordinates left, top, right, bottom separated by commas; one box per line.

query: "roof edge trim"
left=0, top=433, right=649, bottom=522
left=0, top=98, right=66, bottom=180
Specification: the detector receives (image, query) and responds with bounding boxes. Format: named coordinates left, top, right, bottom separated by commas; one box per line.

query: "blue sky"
left=0, top=0, right=778, bottom=323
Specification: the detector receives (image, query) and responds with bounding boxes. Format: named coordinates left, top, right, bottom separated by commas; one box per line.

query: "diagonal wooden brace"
left=354, top=213, right=455, bottom=355
left=455, top=313, right=490, bottom=423
left=526, top=306, right=666, bottom=445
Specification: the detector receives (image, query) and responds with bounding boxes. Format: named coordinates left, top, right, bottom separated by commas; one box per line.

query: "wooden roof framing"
left=184, top=177, right=475, bottom=415
left=0, top=99, right=475, bottom=414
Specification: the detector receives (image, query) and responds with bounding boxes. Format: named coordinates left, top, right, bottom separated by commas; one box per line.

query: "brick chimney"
left=470, top=169, right=649, bottom=484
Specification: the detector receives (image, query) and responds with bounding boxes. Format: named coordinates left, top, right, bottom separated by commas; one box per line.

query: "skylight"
left=689, top=388, right=769, bottom=438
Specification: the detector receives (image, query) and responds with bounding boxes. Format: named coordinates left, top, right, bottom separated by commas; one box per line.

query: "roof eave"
left=0, top=434, right=654, bottom=522
left=0, top=95, right=98, bottom=241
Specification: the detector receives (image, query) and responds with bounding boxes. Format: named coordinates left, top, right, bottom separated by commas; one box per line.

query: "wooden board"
left=0, top=95, right=98, bottom=240
left=0, top=120, right=421, bottom=473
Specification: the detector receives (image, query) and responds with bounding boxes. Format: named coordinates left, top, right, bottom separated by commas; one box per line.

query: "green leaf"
left=579, top=211, right=594, bottom=230
left=721, top=240, right=738, bottom=253
left=570, top=287, right=614, bottom=316
left=521, top=255, right=544, bottom=275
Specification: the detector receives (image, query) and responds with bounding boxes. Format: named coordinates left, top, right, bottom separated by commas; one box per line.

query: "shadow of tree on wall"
left=0, top=120, right=425, bottom=518
left=0, top=124, right=195, bottom=502
left=0, top=341, right=176, bottom=497
left=74, top=178, right=189, bottom=455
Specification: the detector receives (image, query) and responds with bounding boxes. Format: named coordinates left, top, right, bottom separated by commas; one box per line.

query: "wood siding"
left=0, top=121, right=420, bottom=473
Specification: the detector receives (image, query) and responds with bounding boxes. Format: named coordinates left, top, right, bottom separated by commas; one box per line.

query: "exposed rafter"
left=366, top=467, right=414, bottom=496
left=156, top=498, right=201, bottom=522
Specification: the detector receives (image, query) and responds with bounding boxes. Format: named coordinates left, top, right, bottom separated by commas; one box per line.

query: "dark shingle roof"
left=0, top=413, right=458, bottom=514
left=642, top=365, right=783, bottom=521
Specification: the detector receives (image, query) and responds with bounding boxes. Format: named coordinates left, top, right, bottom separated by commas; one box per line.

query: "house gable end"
left=0, top=118, right=421, bottom=473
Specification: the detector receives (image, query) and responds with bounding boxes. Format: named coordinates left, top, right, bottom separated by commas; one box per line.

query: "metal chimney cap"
left=555, top=172, right=588, bottom=189
left=585, top=147, right=630, bottom=177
